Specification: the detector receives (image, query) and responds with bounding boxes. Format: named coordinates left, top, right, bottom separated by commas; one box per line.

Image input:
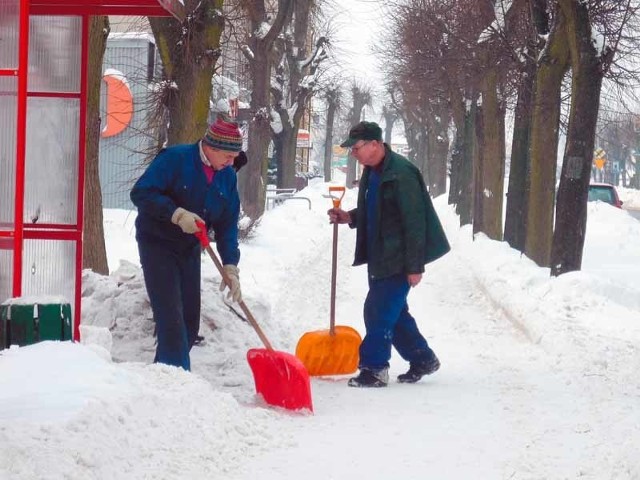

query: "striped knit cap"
left=203, top=115, right=243, bottom=152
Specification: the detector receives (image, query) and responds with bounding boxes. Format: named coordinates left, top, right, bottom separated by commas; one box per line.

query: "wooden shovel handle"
left=328, top=186, right=345, bottom=336
left=330, top=222, right=338, bottom=336
left=195, top=222, right=274, bottom=351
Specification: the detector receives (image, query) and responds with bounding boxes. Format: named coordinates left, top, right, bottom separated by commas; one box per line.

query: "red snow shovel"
left=295, top=186, right=362, bottom=376
left=196, top=222, right=313, bottom=412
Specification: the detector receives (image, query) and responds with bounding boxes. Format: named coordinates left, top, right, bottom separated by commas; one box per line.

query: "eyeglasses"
left=350, top=141, right=370, bottom=154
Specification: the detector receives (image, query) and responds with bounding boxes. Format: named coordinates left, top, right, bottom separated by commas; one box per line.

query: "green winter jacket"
left=348, top=145, right=450, bottom=279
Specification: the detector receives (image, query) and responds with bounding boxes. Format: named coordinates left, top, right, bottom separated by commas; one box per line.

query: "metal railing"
left=265, top=186, right=311, bottom=210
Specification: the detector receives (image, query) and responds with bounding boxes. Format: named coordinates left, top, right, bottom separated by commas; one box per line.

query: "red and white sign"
left=297, top=129, right=310, bottom=148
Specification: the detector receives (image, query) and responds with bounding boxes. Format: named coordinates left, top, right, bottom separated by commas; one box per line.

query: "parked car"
left=588, top=183, right=623, bottom=208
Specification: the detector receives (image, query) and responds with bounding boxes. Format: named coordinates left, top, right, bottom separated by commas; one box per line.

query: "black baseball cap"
left=340, top=121, right=383, bottom=148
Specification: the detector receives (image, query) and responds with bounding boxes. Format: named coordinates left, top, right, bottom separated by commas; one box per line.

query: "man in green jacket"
left=329, top=121, right=450, bottom=387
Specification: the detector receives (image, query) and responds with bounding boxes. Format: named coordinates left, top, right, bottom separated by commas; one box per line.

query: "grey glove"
left=171, top=207, right=204, bottom=234
left=219, top=264, right=242, bottom=302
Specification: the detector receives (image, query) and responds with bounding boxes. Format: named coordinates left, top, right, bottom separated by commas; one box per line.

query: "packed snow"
left=1, top=177, right=640, bottom=479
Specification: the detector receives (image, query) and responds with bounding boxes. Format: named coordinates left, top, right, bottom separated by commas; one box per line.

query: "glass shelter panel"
left=21, top=239, right=76, bottom=310
left=0, top=76, right=17, bottom=229
left=25, top=97, right=79, bottom=225
left=0, top=0, right=19, bottom=69
left=28, top=16, right=81, bottom=93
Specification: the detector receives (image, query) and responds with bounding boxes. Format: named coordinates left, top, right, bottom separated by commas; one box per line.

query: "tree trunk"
left=83, top=16, right=110, bottom=275
left=274, top=124, right=298, bottom=188
left=401, top=117, right=418, bottom=167
left=324, top=98, right=337, bottom=181
left=382, top=106, right=396, bottom=144
left=525, top=9, right=569, bottom=266
left=551, top=0, right=609, bottom=276
left=504, top=59, right=536, bottom=252
left=457, top=97, right=476, bottom=227
left=474, top=62, right=505, bottom=241
left=472, top=104, right=484, bottom=237
left=448, top=98, right=466, bottom=207
left=417, top=126, right=429, bottom=185
left=240, top=53, right=271, bottom=219
left=426, top=104, right=449, bottom=197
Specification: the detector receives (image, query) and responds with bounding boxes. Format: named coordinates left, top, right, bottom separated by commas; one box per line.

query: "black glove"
left=233, top=151, right=248, bottom=172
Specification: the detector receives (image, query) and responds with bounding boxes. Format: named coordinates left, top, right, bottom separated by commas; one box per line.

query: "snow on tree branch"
left=270, top=108, right=283, bottom=134
left=240, top=44, right=255, bottom=61
left=298, top=37, right=329, bottom=70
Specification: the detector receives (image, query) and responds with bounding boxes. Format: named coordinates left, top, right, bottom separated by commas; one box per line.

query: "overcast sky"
left=322, top=0, right=403, bottom=135
left=324, top=0, right=386, bottom=90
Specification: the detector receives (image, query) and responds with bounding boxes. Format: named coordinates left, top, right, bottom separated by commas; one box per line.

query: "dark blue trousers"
left=138, top=240, right=201, bottom=371
left=359, top=274, right=434, bottom=370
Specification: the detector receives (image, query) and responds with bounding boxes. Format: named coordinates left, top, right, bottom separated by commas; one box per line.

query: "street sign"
left=594, top=148, right=606, bottom=170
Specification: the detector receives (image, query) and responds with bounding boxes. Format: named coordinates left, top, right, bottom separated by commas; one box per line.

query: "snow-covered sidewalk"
left=2, top=180, right=640, bottom=479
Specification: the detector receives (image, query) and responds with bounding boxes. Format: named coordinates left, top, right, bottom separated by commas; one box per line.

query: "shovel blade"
left=295, top=326, right=362, bottom=376
left=247, top=348, right=313, bottom=412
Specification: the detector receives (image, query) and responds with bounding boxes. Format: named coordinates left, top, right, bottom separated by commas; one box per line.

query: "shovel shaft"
left=203, top=244, right=274, bottom=351
left=329, top=223, right=338, bottom=336
left=328, top=186, right=345, bottom=337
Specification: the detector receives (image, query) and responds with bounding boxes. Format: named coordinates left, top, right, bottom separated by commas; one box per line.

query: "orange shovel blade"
left=247, top=348, right=313, bottom=412
left=295, top=326, right=362, bottom=376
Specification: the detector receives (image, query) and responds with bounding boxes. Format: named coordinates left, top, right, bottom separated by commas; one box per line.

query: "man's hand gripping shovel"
left=196, top=221, right=313, bottom=412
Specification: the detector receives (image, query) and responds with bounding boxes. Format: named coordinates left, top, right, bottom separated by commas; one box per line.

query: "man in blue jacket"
left=329, top=121, right=450, bottom=387
left=130, top=115, right=244, bottom=371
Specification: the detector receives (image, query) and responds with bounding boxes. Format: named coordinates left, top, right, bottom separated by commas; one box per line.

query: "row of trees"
left=379, top=0, right=640, bottom=276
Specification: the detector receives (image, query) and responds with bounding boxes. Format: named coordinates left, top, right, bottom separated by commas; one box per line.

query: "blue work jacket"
left=130, top=143, right=240, bottom=265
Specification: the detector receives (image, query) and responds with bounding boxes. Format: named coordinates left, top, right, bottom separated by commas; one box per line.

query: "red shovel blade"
left=247, top=348, right=313, bottom=412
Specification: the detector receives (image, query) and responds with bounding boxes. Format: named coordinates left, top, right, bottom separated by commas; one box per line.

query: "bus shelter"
left=0, top=0, right=181, bottom=341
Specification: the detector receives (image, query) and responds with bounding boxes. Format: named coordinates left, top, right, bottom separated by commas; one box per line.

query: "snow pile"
left=0, top=342, right=287, bottom=479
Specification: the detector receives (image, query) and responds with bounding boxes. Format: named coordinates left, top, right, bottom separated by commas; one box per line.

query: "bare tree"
left=237, top=0, right=294, bottom=220
left=380, top=0, right=485, bottom=223
left=525, top=4, right=570, bottom=267
left=344, top=82, right=373, bottom=187
left=550, top=0, right=618, bottom=276
left=505, top=0, right=550, bottom=252
left=149, top=1, right=225, bottom=145
left=382, top=104, right=397, bottom=144
left=270, top=0, right=329, bottom=188
left=323, top=85, right=342, bottom=181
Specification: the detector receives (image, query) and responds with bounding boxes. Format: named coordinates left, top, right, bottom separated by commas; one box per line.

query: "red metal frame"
left=30, top=0, right=178, bottom=16
left=75, top=13, right=90, bottom=341
left=8, top=0, right=173, bottom=341
left=14, top=0, right=29, bottom=299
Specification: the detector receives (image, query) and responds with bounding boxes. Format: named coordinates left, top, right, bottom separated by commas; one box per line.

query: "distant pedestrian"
left=131, top=114, right=244, bottom=371
left=328, top=121, right=450, bottom=387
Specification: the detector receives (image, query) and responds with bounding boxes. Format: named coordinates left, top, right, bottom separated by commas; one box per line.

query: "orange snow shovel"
left=295, top=186, right=362, bottom=376
left=196, top=222, right=313, bottom=412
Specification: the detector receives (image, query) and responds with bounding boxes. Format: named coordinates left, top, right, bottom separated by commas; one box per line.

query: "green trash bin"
left=0, top=299, right=72, bottom=347
left=0, top=309, right=6, bottom=351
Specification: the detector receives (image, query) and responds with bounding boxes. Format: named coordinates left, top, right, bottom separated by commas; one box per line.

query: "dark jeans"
left=359, top=273, right=434, bottom=370
left=138, top=239, right=201, bottom=371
